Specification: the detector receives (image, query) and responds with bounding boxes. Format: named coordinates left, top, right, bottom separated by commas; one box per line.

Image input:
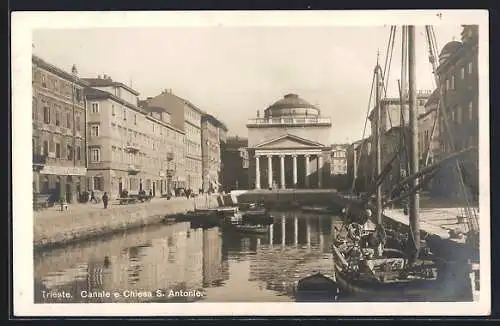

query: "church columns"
left=267, top=155, right=273, bottom=189
left=318, top=155, right=323, bottom=188
left=280, top=155, right=285, bottom=189
left=254, top=151, right=324, bottom=189
left=292, top=155, right=298, bottom=187
left=255, top=155, right=261, bottom=189
left=304, top=154, right=310, bottom=188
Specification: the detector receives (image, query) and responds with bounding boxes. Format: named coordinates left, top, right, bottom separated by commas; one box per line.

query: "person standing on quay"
left=102, top=192, right=109, bottom=209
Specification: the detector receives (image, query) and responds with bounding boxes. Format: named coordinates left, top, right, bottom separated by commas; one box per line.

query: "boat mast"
left=407, top=26, right=420, bottom=263
left=375, top=54, right=383, bottom=226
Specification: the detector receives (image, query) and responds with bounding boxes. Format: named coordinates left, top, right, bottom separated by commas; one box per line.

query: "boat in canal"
left=331, top=27, right=466, bottom=301
left=234, top=224, right=269, bottom=234
left=301, top=205, right=341, bottom=215
left=294, top=272, right=340, bottom=302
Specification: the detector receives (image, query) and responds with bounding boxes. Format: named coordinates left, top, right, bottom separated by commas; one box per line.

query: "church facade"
left=246, top=94, right=332, bottom=189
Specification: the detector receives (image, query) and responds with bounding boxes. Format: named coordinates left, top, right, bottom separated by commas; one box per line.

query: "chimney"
left=103, top=74, right=107, bottom=79
left=98, top=74, right=102, bottom=79
left=71, top=64, right=78, bottom=76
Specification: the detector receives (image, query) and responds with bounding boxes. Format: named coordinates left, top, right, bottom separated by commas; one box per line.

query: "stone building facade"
left=84, top=77, right=185, bottom=199
left=32, top=55, right=88, bottom=205
left=146, top=90, right=204, bottom=193
left=433, top=25, right=479, bottom=200
left=221, top=136, right=249, bottom=192
left=246, top=94, right=332, bottom=189
left=201, top=114, right=227, bottom=193
left=330, top=144, right=350, bottom=191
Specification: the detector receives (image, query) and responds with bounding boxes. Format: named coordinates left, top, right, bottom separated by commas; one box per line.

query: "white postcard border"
left=11, top=9, right=490, bottom=316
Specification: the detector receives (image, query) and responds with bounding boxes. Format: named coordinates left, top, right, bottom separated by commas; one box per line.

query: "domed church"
left=246, top=93, right=332, bottom=189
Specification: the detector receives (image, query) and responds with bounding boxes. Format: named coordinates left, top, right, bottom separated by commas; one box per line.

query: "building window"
left=76, top=146, right=81, bottom=160
left=451, top=76, right=455, bottom=90
left=446, top=79, right=450, bottom=90
left=41, top=75, right=47, bottom=88
left=43, top=141, right=49, bottom=156
left=134, top=114, right=137, bottom=125
left=451, top=110, right=455, bottom=122
left=32, top=97, right=37, bottom=120
left=112, top=105, right=115, bottom=116
left=55, top=143, right=61, bottom=158
left=43, top=106, right=50, bottom=124
left=67, top=145, right=73, bottom=160
left=90, top=148, right=101, bottom=162
left=461, top=67, right=465, bottom=79
left=93, top=176, right=103, bottom=191
left=123, top=109, right=127, bottom=120
left=468, top=101, right=473, bottom=120
left=55, top=110, right=60, bottom=126
left=91, top=102, right=99, bottom=113
left=76, top=115, right=81, bottom=132
left=90, top=125, right=100, bottom=137
left=66, top=112, right=72, bottom=129
left=468, top=62, right=473, bottom=74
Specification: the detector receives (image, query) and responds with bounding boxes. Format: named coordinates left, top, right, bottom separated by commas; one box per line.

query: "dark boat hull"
left=295, top=273, right=340, bottom=302
left=331, top=244, right=443, bottom=301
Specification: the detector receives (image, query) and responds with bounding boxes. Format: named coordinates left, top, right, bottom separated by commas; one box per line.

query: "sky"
left=33, top=25, right=462, bottom=144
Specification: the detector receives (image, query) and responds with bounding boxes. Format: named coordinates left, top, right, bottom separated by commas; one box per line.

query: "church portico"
left=252, top=147, right=329, bottom=189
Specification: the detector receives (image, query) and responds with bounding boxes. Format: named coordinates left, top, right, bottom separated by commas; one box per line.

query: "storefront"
left=35, top=165, right=87, bottom=204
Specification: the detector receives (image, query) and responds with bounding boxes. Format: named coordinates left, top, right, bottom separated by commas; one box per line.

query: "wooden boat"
left=294, top=272, right=340, bottom=302
left=301, top=205, right=338, bottom=214
left=234, top=224, right=269, bottom=234
left=331, top=242, right=441, bottom=300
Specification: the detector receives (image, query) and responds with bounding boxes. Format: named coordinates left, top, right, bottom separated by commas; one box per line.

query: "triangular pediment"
left=254, top=133, right=325, bottom=149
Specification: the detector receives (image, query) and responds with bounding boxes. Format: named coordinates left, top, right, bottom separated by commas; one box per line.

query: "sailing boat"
left=331, top=26, right=459, bottom=301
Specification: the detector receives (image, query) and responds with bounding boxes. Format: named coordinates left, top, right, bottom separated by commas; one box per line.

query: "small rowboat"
left=294, top=272, right=340, bottom=302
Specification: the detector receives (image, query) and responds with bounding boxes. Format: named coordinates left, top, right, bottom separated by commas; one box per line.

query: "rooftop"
left=263, top=93, right=320, bottom=118
left=82, top=76, right=140, bottom=96
left=32, top=55, right=89, bottom=87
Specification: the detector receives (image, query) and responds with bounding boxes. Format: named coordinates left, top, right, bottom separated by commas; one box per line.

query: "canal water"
left=34, top=211, right=342, bottom=303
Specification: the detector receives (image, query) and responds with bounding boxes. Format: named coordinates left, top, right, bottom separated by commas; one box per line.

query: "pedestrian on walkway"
left=90, top=191, right=97, bottom=204
left=102, top=192, right=109, bottom=209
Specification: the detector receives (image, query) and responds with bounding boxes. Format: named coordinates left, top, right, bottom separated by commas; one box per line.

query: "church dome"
left=264, top=93, right=320, bottom=118
left=438, top=41, right=462, bottom=66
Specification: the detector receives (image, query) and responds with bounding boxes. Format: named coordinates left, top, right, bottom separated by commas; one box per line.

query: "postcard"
left=11, top=9, right=490, bottom=316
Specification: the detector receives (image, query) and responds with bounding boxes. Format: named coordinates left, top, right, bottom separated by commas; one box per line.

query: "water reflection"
left=34, top=212, right=342, bottom=303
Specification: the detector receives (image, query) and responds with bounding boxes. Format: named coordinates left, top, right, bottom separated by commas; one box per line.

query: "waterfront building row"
left=32, top=55, right=228, bottom=204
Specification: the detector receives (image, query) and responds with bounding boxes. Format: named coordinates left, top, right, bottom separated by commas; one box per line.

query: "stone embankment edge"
left=34, top=196, right=221, bottom=251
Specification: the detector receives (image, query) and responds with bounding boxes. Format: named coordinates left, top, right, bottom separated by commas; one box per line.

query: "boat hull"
left=331, top=244, right=443, bottom=301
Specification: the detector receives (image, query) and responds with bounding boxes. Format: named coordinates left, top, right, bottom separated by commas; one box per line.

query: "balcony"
left=246, top=116, right=332, bottom=127
left=125, top=141, right=140, bottom=153
left=127, top=164, right=142, bottom=174
left=33, top=153, right=47, bottom=165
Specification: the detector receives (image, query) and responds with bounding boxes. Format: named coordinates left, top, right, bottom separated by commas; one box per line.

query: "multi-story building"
left=419, top=88, right=441, bottom=166
left=246, top=93, right=332, bottom=189
left=221, top=136, right=249, bottom=192
left=83, top=76, right=185, bottom=199
left=144, top=105, right=186, bottom=195
left=348, top=138, right=372, bottom=193
left=201, top=114, right=228, bottom=193
left=433, top=25, right=479, bottom=200
left=146, top=90, right=204, bottom=193
left=330, top=144, right=350, bottom=190
left=32, top=55, right=88, bottom=205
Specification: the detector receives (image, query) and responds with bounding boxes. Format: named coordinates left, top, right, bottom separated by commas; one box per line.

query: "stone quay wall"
left=34, top=196, right=222, bottom=250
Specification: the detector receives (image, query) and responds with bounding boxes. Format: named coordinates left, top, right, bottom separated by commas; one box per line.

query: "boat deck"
left=383, top=207, right=479, bottom=243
